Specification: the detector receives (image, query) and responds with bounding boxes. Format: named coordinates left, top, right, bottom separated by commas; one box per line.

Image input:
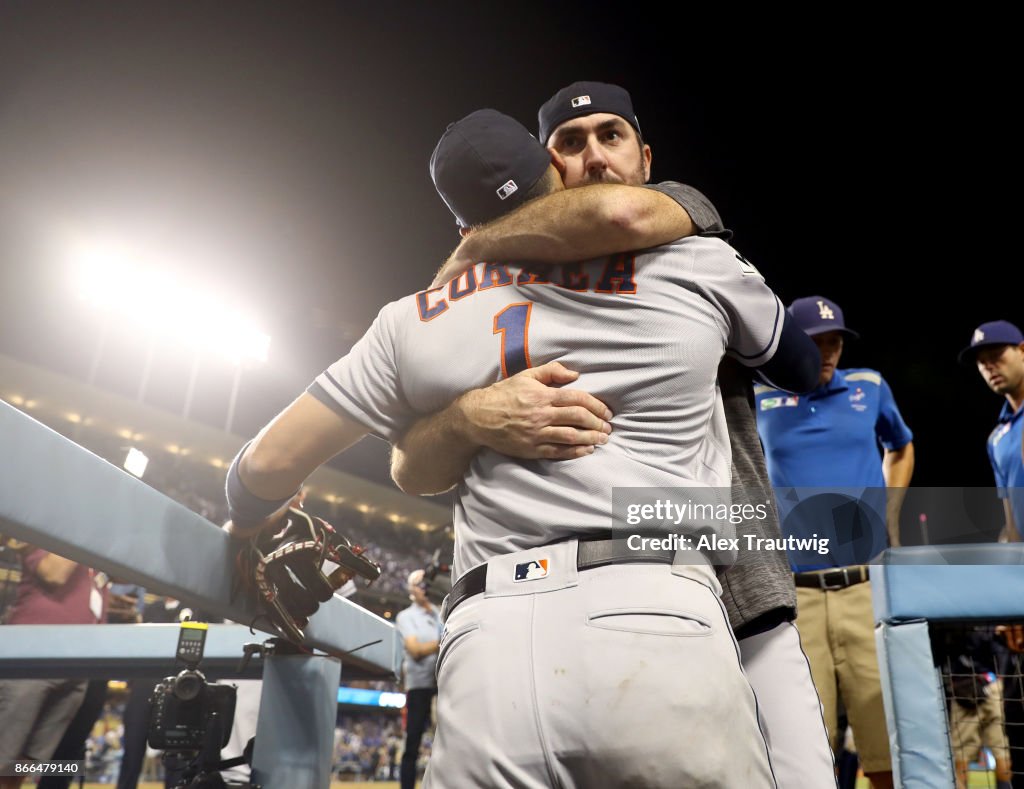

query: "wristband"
left=225, top=442, right=297, bottom=530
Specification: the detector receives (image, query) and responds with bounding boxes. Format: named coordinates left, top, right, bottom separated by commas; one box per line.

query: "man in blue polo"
left=959, top=320, right=1024, bottom=543
left=755, top=295, right=914, bottom=789
left=959, top=320, right=1024, bottom=782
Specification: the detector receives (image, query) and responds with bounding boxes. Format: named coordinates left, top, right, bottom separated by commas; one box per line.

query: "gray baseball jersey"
left=650, top=180, right=797, bottom=632
left=310, top=236, right=784, bottom=580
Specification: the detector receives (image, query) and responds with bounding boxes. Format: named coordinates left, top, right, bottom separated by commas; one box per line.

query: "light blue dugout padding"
left=876, top=621, right=955, bottom=789
left=252, top=654, right=342, bottom=789
left=0, top=624, right=266, bottom=679
left=872, top=545, right=1024, bottom=788
left=0, top=400, right=401, bottom=678
left=872, top=544, right=1024, bottom=623
left=0, top=400, right=404, bottom=789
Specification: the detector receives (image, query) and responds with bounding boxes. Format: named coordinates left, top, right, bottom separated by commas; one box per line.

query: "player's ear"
left=459, top=227, right=471, bottom=238
left=642, top=144, right=652, bottom=183
left=549, top=148, right=567, bottom=179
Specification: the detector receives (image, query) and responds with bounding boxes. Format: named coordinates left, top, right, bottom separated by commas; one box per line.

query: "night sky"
left=0, top=4, right=1014, bottom=498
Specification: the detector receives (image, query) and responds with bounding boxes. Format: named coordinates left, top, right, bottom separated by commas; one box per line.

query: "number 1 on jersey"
left=493, top=302, right=533, bottom=378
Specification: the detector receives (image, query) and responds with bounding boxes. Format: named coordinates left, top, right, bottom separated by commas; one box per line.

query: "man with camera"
left=394, top=569, right=441, bottom=789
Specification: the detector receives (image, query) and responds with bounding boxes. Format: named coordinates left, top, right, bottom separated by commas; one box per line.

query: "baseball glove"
left=235, top=507, right=381, bottom=643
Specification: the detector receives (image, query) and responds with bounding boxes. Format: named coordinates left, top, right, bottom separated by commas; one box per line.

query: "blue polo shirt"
left=987, top=401, right=1024, bottom=532
left=755, top=368, right=913, bottom=570
left=395, top=602, right=442, bottom=691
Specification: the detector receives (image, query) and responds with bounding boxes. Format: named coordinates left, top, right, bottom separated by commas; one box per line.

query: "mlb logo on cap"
left=514, top=559, right=549, bottom=581
left=496, top=179, right=518, bottom=200
left=538, top=81, right=641, bottom=145
left=957, top=320, right=1024, bottom=363
left=430, top=108, right=552, bottom=228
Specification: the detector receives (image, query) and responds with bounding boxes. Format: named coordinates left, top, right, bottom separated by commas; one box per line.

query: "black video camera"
left=420, top=548, right=452, bottom=604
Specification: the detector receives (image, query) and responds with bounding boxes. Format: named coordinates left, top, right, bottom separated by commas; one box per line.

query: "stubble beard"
left=580, top=158, right=647, bottom=187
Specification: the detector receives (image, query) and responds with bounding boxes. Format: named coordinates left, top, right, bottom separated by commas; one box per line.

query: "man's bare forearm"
left=392, top=396, right=479, bottom=495
left=883, top=442, right=915, bottom=548
left=1001, top=501, right=1021, bottom=542
left=466, top=184, right=690, bottom=259
left=434, top=185, right=692, bottom=286
left=227, top=392, right=371, bottom=537
left=405, top=637, right=441, bottom=660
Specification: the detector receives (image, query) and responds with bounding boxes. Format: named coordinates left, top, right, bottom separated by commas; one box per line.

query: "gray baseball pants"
left=740, top=621, right=837, bottom=788
left=424, top=540, right=776, bottom=788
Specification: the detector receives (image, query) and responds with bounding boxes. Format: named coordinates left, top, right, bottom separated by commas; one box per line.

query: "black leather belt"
left=794, top=566, right=869, bottom=591
left=443, top=539, right=675, bottom=620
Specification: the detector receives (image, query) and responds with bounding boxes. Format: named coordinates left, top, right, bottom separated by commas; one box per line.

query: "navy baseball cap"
left=430, top=109, right=552, bottom=228
left=787, top=296, right=860, bottom=339
left=958, top=320, right=1024, bottom=363
left=538, top=81, right=642, bottom=145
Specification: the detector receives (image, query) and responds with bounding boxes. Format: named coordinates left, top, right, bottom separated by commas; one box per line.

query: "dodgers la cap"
left=788, top=296, right=860, bottom=339
left=958, top=320, right=1024, bottom=363
left=537, top=81, right=642, bottom=145
left=430, top=109, right=551, bottom=228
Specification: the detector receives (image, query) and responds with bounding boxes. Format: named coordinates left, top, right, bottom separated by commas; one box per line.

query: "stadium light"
left=123, top=447, right=149, bottom=478
left=73, top=242, right=271, bottom=365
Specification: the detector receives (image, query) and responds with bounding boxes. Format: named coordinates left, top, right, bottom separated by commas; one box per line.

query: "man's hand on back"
left=392, top=361, right=613, bottom=495
left=455, top=361, right=612, bottom=461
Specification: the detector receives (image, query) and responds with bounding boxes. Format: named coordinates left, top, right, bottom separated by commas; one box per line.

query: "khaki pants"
left=795, top=578, right=892, bottom=774
left=950, top=679, right=1010, bottom=763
